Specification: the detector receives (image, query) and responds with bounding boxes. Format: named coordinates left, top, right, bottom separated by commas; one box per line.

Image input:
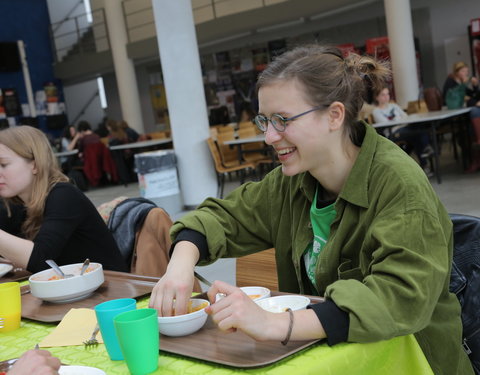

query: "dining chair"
left=147, top=131, right=167, bottom=139
left=449, top=213, right=480, bottom=373
left=206, top=138, right=255, bottom=198
left=237, top=127, right=275, bottom=172
left=216, top=131, right=241, bottom=168
left=236, top=248, right=278, bottom=291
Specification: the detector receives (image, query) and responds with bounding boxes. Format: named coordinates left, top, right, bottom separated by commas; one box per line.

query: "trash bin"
left=134, top=150, right=183, bottom=215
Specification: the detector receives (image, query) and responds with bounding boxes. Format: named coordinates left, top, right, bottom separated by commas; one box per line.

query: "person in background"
left=0, top=126, right=128, bottom=273
left=149, top=44, right=473, bottom=375
left=442, top=62, right=480, bottom=172
left=5, top=349, right=61, bottom=375
left=119, top=120, right=140, bottom=143
left=106, top=120, right=129, bottom=147
left=58, top=125, right=81, bottom=174
left=372, top=86, right=434, bottom=177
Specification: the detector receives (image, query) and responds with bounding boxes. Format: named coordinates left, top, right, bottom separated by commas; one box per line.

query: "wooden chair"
left=216, top=131, right=241, bottom=168
left=147, top=131, right=167, bottom=139
left=238, top=121, right=254, bottom=129
left=206, top=138, right=255, bottom=198
left=236, top=248, right=278, bottom=291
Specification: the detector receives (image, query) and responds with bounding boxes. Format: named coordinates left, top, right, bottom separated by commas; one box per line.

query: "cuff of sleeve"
left=308, top=299, right=349, bottom=345
left=170, top=229, right=209, bottom=262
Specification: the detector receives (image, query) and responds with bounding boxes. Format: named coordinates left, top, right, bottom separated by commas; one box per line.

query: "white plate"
left=0, top=263, right=13, bottom=278
left=59, top=365, right=106, bottom=375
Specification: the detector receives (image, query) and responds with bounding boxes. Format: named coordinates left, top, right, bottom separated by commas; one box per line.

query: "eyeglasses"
left=253, top=106, right=326, bottom=133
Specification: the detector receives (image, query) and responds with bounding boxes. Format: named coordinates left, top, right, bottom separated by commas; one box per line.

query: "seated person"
left=59, top=125, right=81, bottom=174
left=149, top=44, right=473, bottom=374
left=119, top=120, right=140, bottom=143
left=0, top=126, right=127, bottom=273
left=372, top=86, right=434, bottom=176
left=442, top=62, right=480, bottom=172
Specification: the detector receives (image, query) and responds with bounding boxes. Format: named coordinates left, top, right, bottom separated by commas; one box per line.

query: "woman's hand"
left=205, top=280, right=288, bottom=341
left=148, top=241, right=199, bottom=316
left=7, top=349, right=61, bottom=375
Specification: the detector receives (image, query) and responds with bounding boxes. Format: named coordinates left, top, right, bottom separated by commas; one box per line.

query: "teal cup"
left=114, top=308, right=159, bottom=375
left=94, top=298, right=137, bottom=360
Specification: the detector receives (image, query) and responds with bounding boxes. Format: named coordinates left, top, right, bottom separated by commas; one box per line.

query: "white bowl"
left=59, top=365, right=106, bottom=375
left=29, top=262, right=104, bottom=303
left=0, top=263, right=13, bottom=278
left=157, top=298, right=210, bottom=337
left=256, top=295, right=311, bottom=313
left=240, top=286, right=271, bottom=301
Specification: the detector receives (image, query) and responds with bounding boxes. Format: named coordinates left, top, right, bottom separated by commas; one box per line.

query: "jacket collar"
left=300, top=122, right=376, bottom=209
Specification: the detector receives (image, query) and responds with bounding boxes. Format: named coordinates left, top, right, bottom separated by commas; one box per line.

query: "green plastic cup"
left=114, top=308, right=159, bottom=375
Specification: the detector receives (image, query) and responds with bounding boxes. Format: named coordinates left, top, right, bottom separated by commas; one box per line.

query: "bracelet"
left=281, top=308, right=294, bottom=345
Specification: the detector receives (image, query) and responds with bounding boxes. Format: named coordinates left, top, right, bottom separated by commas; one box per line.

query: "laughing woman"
left=0, top=126, right=127, bottom=273
left=149, top=45, right=472, bottom=375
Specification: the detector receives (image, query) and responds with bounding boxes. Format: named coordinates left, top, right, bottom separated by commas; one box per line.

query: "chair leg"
left=220, top=173, right=225, bottom=198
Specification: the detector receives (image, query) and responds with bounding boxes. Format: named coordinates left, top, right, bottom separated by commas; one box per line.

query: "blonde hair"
left=257, top=44, right=390, bottom=144
left=452, top=61, right=468, bottom=74
left=0, top=126, right=69, bottom=239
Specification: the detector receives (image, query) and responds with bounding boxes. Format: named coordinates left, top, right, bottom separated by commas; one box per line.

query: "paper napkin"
left=39, top=308, right=104, bottom=347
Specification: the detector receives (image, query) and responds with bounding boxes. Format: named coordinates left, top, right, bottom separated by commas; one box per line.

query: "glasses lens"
left=254, top=115, right=268, bottom=131
left=271, top=114, right=286, bottom=131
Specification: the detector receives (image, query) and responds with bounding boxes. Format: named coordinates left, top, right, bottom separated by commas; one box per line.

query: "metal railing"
left=50, top=8, right=110, bottom=63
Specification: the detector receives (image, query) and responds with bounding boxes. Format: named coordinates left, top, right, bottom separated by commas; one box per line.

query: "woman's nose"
left=264, top=122, right=282, bottom=145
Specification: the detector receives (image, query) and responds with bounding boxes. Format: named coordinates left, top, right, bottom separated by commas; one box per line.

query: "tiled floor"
left=86, top=142, right=480, bottom=288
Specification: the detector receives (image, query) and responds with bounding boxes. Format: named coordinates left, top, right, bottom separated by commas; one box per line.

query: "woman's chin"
left=281, top=164, right=301, bottom=177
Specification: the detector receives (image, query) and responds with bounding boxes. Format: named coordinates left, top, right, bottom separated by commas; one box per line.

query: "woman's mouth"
left=276, top=147, right=296, bottom=161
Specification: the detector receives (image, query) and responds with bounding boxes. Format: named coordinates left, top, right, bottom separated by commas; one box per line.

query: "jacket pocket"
left=337, top=259, right=364, bottom=281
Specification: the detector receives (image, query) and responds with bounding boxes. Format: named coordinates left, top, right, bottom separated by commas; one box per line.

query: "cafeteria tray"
left=159, top=291, right=325, bottom=368
left=21, top=270, right=158, bottom=323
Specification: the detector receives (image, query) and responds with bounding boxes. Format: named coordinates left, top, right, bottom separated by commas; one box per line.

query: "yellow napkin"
left=39, top=308, right=104, bottom=347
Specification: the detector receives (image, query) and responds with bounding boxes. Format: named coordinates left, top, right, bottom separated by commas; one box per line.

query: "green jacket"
left=171, top=124, right=473, bottom=374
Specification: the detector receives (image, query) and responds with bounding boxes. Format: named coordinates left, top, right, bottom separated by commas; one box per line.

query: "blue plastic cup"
left=94, top=298, right=137, bottom=360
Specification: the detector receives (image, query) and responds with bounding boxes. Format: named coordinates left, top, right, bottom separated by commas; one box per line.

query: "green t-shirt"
left=303, top=188, right=336, bottom=292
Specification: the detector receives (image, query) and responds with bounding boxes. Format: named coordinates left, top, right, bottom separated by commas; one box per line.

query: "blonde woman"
left=0, top=126, right=127, bottom=273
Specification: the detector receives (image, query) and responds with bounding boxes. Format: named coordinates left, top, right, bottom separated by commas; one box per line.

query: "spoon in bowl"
left=45, top=259, right=74, bottom=278
left=80, top=258, right=90, bottom=275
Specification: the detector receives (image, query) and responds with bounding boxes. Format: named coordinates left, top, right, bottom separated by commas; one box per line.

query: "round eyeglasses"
left=253, top=106, right=326, bottom=133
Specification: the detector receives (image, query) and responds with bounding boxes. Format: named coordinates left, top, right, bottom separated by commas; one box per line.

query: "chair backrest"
left=449, top=213, right=480, bottom=373
left=424, top=87, right=443, bottom=111
left=236, top=248, right=278, bottom=291
left=206, top=137, right=225, bottom=172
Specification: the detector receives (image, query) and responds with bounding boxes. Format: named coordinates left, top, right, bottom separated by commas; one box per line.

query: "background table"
left=373, top=108, right=471, bottom=183
left=109, top=138, right=172, bottom=151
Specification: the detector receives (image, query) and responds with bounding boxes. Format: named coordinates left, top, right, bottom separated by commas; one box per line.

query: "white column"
left=151, top=0, right=217, bottom=207
left=384, top=0, right=419, bottom=108
left=103, top=0, right=144, bottom=133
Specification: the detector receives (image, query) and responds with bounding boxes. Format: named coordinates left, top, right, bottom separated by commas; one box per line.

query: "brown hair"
left=0, top=126, right=69, bottom=239
left=256, top=44, right=390, bottom=143
left=107, top=120, right=127, bottom=141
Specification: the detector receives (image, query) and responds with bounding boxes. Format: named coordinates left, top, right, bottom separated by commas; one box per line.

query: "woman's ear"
left=31, top=161, right=38, bottom=175
left=327, top=101, right=345, bottom=131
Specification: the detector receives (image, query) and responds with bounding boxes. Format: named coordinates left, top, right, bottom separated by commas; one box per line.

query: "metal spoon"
left=194, top=271, right=226, bottom=300
left=45, top=259, right=74, bottom=278
left=80, top=258, right=90, bottom=275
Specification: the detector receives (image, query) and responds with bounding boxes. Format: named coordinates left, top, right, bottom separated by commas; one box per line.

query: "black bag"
left=449, top=214, right=480, bottom=374
left=68, top=170, right=88, bottom=192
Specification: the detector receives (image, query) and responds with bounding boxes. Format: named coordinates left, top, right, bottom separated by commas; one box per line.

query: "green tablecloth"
left=0, top=298, right=433, bottom=375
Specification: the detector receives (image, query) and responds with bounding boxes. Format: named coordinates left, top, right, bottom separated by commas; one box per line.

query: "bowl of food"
left=240, top=286, right=270, bottom=301
left=29, top=262, right=104, bottom=303
left=256, top=295, right=311, bottom=313
left=157, top=298, right=210, bottom=337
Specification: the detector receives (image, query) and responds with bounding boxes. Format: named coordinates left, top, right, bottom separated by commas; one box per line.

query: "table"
left=372, top=108, right=472, bottom=183
left=109, top=138, right=172, bottom=151
left=53, top=149, right=78, bottom=158
left=0, top=293, right=433, bottom=374
left=223, top=135, right=275, bottom=166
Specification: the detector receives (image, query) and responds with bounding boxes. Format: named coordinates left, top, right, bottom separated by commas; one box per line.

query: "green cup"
left=113, top=308, right=159, bottom=375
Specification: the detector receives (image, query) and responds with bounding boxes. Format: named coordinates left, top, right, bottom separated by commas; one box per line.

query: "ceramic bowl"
left=157, top=298, right=210, bottom=337
left=0, top=263, right=13, bottom=278
left=59, top=365, right=106, bottom=375
left=255, top=295, right=311, bottom=313
left=29, top=262, right=104, bottom=303
left=240, top=286, right=271, bottom=301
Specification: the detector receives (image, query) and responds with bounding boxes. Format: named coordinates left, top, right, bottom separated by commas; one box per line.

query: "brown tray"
left=159, top=291, right=325, bottom=368
left=21, top=271, right=159, bottom=323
